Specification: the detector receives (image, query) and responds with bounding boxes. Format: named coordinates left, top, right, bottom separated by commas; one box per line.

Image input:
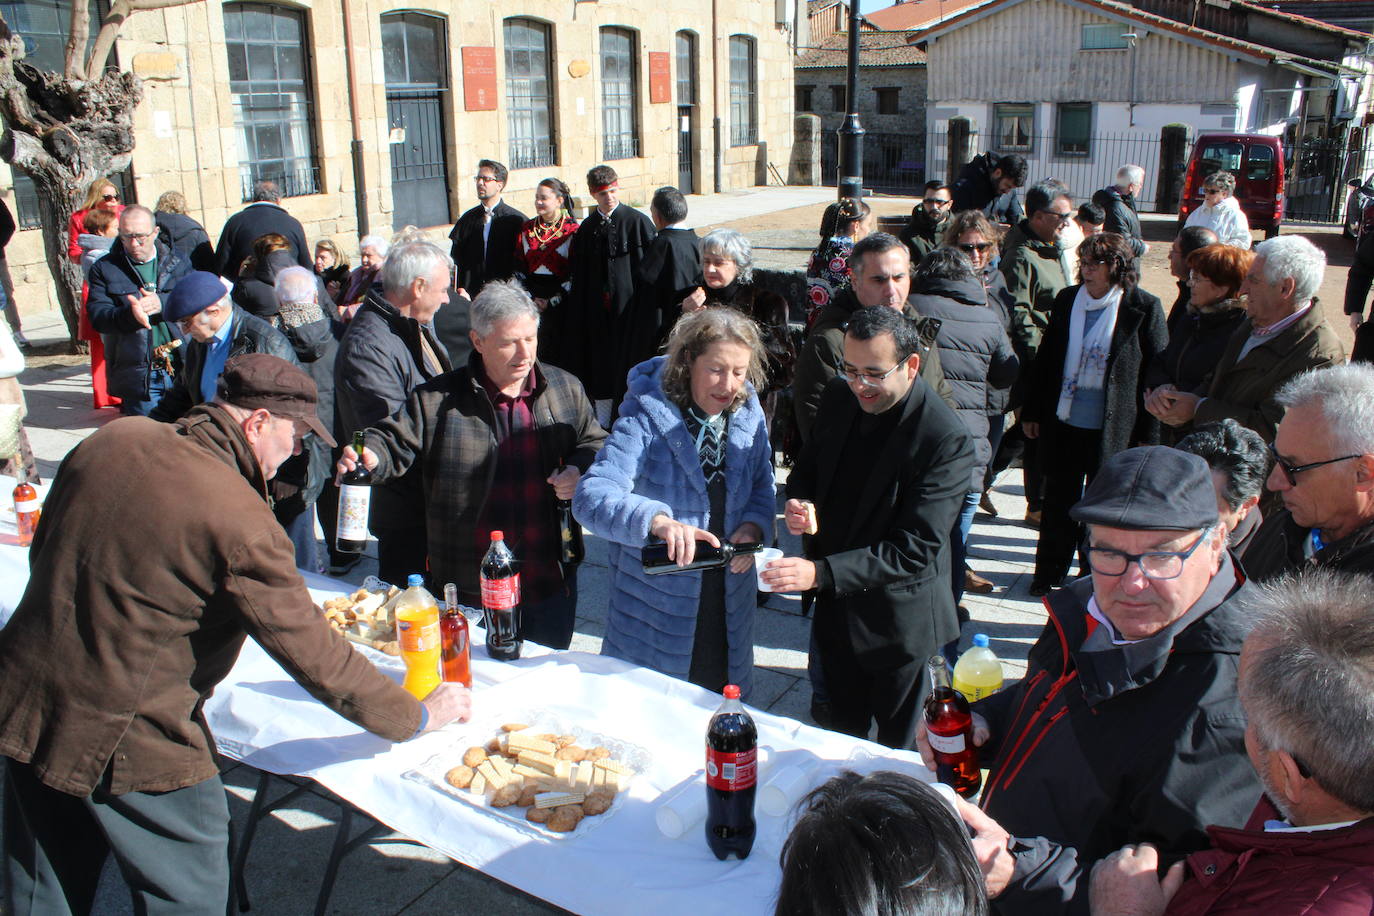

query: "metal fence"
left=1282, top=136, right=1369, bottom=225
left=821, top=129, right=1167, bottom=211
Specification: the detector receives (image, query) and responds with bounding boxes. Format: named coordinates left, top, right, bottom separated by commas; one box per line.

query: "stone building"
left=0, top=0, right=797, bottom=315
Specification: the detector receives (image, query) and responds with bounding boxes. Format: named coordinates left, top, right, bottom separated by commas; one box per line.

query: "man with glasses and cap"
left=1244, top=363, right=1374, bottom=580
left=916, top=446, right=1259, bottom=914
left=0, top=354, right=470, bottom=915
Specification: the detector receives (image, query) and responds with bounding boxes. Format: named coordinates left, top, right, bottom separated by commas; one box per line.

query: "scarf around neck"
left=1056, top=284, right=1123, bottom=422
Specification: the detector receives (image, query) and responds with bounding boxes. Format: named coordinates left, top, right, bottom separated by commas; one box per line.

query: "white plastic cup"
left=754, top=548, right=784, bottom=592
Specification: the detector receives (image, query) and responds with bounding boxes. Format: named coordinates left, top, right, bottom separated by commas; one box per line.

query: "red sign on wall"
left=649, top=51, right=671, bottom=104
left=462, top=47, right=498, bottom=111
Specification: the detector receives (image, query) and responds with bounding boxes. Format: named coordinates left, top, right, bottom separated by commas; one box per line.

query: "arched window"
left=600, top=27, right=639, bottom=161
left=224, top=2, right=321, bottom=200
left=728, top=35, right=757, bottom=147
left=504, top=18, right=556, bottom=169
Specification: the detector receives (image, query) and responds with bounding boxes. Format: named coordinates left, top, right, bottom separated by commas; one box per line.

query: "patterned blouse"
left=514, top=215, right=579, bottom=302
left=805, top=235, right=856, bottom=317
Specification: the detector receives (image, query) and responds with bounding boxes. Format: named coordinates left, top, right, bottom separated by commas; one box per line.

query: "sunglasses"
left=957, top=242, right=993, bottom=253
left=102, top=194, right=120, bottom=202
left=923, top=198, right=951, bottom=206
left=1267, top=442, right=1362, bottom=487
left=1039, top=210, right=1073, bottom=223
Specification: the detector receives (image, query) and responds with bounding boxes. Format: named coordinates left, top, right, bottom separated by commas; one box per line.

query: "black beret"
left=1070, top=446, right=1219, bottom=531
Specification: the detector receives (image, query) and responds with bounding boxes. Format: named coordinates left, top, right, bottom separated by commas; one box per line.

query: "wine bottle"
left=924, top=656, right=982, bottom=798
left=641, top=541, right=763, bottom=575
left=335, top=431, right=371, bottom=555
left=556, top=459, right=584, bottom=566
left=13, top=466, right=40, bottom=548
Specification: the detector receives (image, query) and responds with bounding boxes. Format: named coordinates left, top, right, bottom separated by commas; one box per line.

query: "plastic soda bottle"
left=705, top=684, right=757, bottom=860
left=480, top=531, right=522, bottom=661
left=952, top=634, right=1005, bottom=702
left=394, top=574, right=442, bottom=699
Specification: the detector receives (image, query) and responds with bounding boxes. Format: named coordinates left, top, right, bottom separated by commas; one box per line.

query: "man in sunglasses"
left=1244, top=363, right=1374, bottom=581
left=916, top=446, right=1258, bottom=913
left=899, top=180, right=953, bottom=262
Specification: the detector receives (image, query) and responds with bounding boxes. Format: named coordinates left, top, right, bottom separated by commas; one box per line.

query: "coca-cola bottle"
left=705, top=684, right=757, bottom=860
left=335, top=431, right=371, bottom=555
left=12, top=466, right=40, bottom=548
left=924, top=655, right=982, bottom=798
left=440, top=582, right=471, bottom=687
left=642, top=541, right=762, bottom=575
left=480, top=531, right=522, bottom=661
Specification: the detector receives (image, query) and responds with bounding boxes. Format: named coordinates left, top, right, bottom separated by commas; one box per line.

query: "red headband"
left=592, top=181, right=619, bottom=194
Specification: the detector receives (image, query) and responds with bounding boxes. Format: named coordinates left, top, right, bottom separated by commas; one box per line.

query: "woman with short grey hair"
left=337, top=234, right=394, bottom=320
left=1184, top=170, right=1252, bottom=249
left=678, top=228, right=794, bottom=422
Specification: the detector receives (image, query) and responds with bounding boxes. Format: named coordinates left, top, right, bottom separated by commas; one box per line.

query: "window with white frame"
left=728, top=35, right=757, bottom=146
left=600, top=27, right=639, bottom=160
left=994, top=103, right=1034, bottom=151
left=505, top=18, right=556, bottom=169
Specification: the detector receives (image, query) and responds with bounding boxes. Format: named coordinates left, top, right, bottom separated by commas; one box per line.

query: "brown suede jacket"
left=0, top=405, right=421, bottom=796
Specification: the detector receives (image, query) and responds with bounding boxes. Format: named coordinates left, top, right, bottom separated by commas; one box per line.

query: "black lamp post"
left=836, top=0, right=865, bottom=199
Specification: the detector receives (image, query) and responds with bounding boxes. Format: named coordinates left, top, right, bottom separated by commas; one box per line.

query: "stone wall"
left=2, top=0, right=795, bottom=318
left=794, top=62, right=927, bottom=137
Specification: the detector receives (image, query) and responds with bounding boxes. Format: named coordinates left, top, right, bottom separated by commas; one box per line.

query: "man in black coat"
left=448, top=159, right=526, bottom=299
left=765, top=306, right=975, bottom=748
left=918, top=447, right=1259, bottom=915
left=622, top=185, right=700, bottom=369
left=1091, top=165, right=1148, bottom=259
left=153, top=191, right=214, bottom=271
left=952, top=152, right=1027, bottom=226
left=86, top=205, right=191, bottom=416
left=562, top=164, right=657, bottom=415
left=212, top=180, right=311, bottom=278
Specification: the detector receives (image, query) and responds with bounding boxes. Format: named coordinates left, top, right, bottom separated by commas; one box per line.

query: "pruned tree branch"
left=86, top=0, right=202, bottom=78
left=65, top=0, right=89, bottom=80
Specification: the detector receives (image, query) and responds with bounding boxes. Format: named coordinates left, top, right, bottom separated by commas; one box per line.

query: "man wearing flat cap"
left=917, top=446, right=1260, bottom=914
left=149, top=270, right=320, bottom=567
left=0, top=354, right=470, bottom=915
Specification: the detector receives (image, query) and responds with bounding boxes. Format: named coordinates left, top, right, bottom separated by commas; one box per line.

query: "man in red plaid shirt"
left=338, top=280, right=606, bottom=649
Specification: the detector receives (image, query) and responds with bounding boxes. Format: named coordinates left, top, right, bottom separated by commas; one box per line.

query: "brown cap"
left=216, top=353, right=336, bottom=448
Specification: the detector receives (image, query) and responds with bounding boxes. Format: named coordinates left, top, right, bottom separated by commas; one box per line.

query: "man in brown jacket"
left=1145, top=235, right=1345, bottom=443
left=0, top=354, right=469, bottom=916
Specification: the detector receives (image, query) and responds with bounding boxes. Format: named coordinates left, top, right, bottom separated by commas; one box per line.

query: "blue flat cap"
left=1069, top=446, right=1219, bottom=531
left=164, top=271, right=229, bottom=322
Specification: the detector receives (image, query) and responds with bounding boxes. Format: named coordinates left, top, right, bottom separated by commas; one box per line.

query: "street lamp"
left=836, top=0, right=865, bottom=199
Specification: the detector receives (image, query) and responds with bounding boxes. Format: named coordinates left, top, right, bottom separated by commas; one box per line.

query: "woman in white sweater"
left=1184, top=170, right=1252, bottom=249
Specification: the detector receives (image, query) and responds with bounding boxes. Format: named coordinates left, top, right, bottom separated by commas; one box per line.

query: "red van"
left=1178, top=132, right=1285, bottom=239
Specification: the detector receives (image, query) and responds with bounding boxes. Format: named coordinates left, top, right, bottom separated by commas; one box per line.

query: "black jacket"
left=952, top=152, right=1024, bottom=224
left=213, top=202, right=311, bottom=278
left=155, top=211, right=214, bottom=271
left=0, top=199, right=15, bottom=253
left=448, top=200, right=526, bottom=297
left=1241, top=508, right=1374, bottom=583
left=1023, top=283, right=1168, bottom=461
left=85, top=241, right=190, bottom=402
left=1091, top=186, right=1147, bottom=258
left=975, top=561, right=1260, bottom=914
left=1145, top=298, right=1248, bottom=394
left=622, top=226, right=701, bottom=365
left=334, top=290, right=452, bottom=533
left=910, top=275, right=1019, bottom=486
left=788, top=376, right=975, bottom=667
left=278, top=314, right=339, bottom=509
left=150, top=306, right=297, bottom=424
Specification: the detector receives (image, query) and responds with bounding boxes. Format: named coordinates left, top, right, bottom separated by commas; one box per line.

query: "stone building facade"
left=1, top=0, right=797, bottom=315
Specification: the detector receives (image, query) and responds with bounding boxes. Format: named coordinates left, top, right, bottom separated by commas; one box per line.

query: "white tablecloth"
left=1, top=545, right=934, bottom=915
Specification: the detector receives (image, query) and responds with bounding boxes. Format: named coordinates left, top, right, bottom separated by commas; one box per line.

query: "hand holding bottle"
left=334, top=443, right=378, bottom=484
left=915, top=711, right=991, bottom=771
left=649, top=514, right=720, bottom=567
left=545, top=465, right=580, bottom=500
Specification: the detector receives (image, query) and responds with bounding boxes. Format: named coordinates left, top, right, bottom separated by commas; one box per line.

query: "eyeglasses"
left=957, top=242, right=993, bottom=254
left=1203, top=188, right=1223, bottom=196
left=1039, top=209, right=1073, bottom=223
left=923, top=197, right=951, bottom=207
left=1085, top=526, right=1215, bottom=580
left=474, top=175, right=500, bottom=184
left=1267, top=442, right=1362, bottom=487
left=119, top=231, right=155, bottom=242
left=101, top=193, right=120, bottom=202
left=838, top=361, right=905, bottom=387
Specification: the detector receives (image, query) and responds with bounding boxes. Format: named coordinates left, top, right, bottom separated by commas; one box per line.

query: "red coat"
left=1167, top=797, right=1374, bottom=915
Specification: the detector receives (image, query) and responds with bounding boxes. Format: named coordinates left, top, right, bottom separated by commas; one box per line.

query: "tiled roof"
left=1234, top=0, right=1371, bottom=38
left=867, top=0, right=988, bottom=30
left=797, top=29, right=929, bottom=67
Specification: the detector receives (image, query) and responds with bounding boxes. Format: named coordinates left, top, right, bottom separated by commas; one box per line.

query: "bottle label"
left=338, top=485, right=370, bottom=541
left=481, top=573, right=520, bottom=610
left=397, top=618, right=440, bottom=653
left=927, top=730, right=967, bottom=755
left=705, top=747, right=757, bottom=791
left=14, top=498, right=38, bottom=514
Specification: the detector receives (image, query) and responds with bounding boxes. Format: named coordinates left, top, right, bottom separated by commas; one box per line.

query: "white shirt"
left=1184, top=195, right=1252, bottom=249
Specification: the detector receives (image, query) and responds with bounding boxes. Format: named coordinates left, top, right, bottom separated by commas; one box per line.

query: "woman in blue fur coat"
left=574, top=307, right=777, bottom=697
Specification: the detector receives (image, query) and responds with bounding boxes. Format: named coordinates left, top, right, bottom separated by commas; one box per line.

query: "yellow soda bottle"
left=395, top=574, right=442, bottom=699
left=952, top=633, right=1004, bottom=702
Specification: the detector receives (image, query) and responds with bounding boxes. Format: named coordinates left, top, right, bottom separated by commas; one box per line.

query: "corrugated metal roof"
left=796, top=29, right=929, bottom=67
left=1233, top=0, right=1371, bottom=38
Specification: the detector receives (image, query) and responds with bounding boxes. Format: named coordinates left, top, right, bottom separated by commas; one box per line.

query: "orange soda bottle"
left=394, top=574, right=442, bottom=699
